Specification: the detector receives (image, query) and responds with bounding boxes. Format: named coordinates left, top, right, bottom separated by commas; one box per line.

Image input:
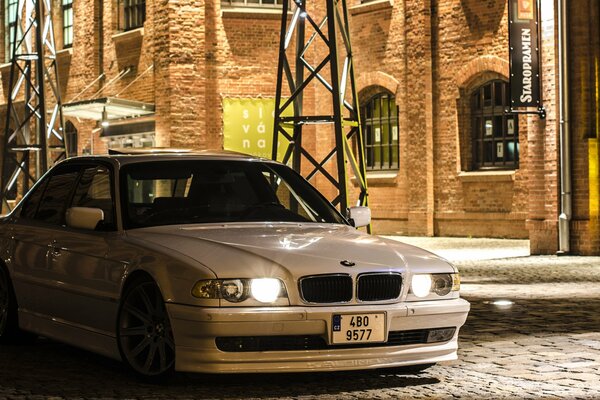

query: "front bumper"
left=166, top=298, right=470, bottom=373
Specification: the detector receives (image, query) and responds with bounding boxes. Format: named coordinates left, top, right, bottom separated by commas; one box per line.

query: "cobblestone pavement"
left=1, top=237, right=600, bottom=399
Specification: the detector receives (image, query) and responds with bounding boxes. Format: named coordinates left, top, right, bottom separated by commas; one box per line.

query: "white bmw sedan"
left=0, top=151, right=470, bottom=378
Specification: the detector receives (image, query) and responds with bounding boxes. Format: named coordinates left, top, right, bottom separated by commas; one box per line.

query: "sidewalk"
left=385, top=235, right=600, bottom=300
left=383, top=235, right=530, bottom=262
left=385, top=235, right=600, bottom=399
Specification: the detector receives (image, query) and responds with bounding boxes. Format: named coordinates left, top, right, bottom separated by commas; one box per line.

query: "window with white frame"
left=4, top=0, right=19, bottom=61
left=62, top=0, right=73, bottom=48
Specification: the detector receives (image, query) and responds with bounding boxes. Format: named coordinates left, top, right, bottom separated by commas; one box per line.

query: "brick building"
left=0, top=0, right=598, bottom=255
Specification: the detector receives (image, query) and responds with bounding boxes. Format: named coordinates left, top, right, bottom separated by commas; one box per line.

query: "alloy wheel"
left=118, top=279, right=175, bottom=377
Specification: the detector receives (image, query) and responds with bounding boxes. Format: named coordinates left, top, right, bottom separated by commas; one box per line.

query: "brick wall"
left=567, top=0, right=600, bottom=255
left=1, top=0, right=599, bottom=254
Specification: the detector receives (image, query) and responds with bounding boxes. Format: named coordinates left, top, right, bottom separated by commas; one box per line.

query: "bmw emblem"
left=340, top=260, right=356, bottom=267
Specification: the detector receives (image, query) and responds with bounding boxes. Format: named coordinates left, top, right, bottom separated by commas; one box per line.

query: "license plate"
left=331, top=313, right=386, bottom=344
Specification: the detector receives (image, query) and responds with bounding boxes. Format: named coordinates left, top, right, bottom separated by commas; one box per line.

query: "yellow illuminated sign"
left=223, top=98, right=292, bottom=160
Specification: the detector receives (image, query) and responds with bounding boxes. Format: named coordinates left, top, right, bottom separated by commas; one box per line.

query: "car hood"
left=125, top=223, right=454, bottom=280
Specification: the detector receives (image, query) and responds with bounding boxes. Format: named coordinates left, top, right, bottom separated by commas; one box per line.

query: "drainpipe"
left=557, top=0, right=571, bottom=254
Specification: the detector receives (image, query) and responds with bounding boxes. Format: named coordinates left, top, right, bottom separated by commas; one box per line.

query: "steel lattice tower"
left=272, top=0, right=369, bottom=227
left=0, top=0, right=66, bottom=212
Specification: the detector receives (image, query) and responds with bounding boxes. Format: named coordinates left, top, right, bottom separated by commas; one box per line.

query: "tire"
left=0, top=266, right=36, bottom=344
left=117, top=276, right=176, bottom=379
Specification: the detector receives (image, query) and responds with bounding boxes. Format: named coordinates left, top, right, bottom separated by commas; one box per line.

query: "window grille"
left=471, top=80, right=519, bottom=170
left=362, top=93, right=400, bottom=171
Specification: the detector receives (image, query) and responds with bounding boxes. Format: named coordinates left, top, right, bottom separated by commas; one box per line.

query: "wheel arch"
left=0, top=259, right=14, bottom=293
left=0, top=259, right=8, bottom=275
left=120, top=270, right=158, bottom=300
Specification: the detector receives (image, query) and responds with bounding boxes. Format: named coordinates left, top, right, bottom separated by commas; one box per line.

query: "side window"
left=71, top=166, right=116, bottom=230
left=20, top=179, right=49, bottom=219
left=33, top=165, right=80, bottom=225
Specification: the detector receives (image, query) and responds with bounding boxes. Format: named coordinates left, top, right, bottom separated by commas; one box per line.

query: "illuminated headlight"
left=192, top=278, right=285, bottom=304
left=251, top=278, right=283, bottom=303
left=411, top=273, right=460, bottom=298
left=411, top=274, right=432, bottom=298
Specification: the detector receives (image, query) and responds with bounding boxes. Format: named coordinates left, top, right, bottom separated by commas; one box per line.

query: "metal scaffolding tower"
left=1, top=0, right=66, bottom=212
left=272, top=0, right=369, bottom=223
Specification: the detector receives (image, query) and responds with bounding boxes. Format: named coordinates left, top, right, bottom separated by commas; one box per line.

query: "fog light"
left=427, top=327, right=456, bottom=343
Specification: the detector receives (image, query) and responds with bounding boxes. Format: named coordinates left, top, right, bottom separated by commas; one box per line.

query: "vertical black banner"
left=509, top=0, right=541, bottom=108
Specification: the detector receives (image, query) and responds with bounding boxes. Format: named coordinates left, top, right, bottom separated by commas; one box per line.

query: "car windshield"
left=120, top=159, right=348, bottom=229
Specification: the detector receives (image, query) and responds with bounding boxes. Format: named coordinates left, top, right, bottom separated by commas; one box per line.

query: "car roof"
left=61, top=149, right=275, bottom=167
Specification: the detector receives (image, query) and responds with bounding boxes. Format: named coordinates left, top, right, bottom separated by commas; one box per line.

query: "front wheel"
left=117, top=277, right=176, bottom=378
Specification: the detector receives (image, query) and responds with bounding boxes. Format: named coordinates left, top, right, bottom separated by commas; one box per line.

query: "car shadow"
left=0, top=339, right=440, bottom=399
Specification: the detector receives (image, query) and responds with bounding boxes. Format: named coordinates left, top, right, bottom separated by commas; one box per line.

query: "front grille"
left=300, top=274, right=353, bottom=303
left=357, top=273, right=402, bottom=301
left=216, top=328, right=455, bottom=352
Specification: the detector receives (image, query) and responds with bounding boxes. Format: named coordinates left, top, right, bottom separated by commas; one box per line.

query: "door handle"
left=50, top=247, right=62, bottom=258
left=48, top=242, right=62, bottom=258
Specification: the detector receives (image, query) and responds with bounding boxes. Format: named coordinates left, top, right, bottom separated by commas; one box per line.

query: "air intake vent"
left=215, top=328, right=455, bottom=352
left=300, top=274, right=352, bottom=303
left=357, top=273, right=402, bottom=301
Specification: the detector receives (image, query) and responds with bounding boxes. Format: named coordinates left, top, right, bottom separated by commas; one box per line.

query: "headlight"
left=192, top=278, right=285, bottom=304
left=411, top=274, right=432, bottom=298
left=251, top=278, right=282, bottom=303
left=411, top=273, right=460, bottom=298
left=221, top=279, right=247, bottom=302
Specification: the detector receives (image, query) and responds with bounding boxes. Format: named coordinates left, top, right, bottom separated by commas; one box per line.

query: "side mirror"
left=347, top=206, right=371, bottom=228
left=65, top=207, right=104, bottom=230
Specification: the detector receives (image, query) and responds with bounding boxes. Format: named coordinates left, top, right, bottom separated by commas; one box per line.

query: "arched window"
left=471, top=80, right=518, bottom=169
left=362, top=93, right=399, bottom=171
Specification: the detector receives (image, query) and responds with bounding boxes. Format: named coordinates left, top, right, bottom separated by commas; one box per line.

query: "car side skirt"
left=18, top=309, right=121, bottom=361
